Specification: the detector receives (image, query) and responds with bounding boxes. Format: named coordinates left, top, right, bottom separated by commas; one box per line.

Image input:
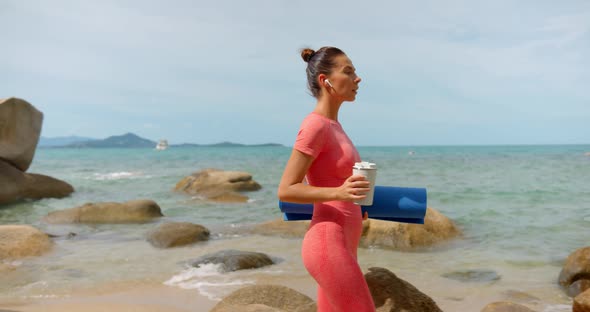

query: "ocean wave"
left=26, top=294, right=61, bottom=299
left=163, top=263, right=255, bottom=300
left=20, top=280, right=48, bottom=291
left=90, top=171, right=151, bottom=180
left=2, top=260, right=22, bottom=267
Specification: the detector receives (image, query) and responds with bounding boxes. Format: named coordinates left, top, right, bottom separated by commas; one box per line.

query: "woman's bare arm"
left=277, top=149, right=370, bottom=204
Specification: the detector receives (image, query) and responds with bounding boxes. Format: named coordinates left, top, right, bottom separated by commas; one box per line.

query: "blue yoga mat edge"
left=279, top=186, right=427, bottom=224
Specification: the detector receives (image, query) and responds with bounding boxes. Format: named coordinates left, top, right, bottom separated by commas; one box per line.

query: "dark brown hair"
left=301, top=46, right=345, bottom=98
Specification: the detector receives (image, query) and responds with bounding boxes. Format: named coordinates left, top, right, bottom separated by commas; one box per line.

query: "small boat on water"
left=156, top=139, right=169, bottom=151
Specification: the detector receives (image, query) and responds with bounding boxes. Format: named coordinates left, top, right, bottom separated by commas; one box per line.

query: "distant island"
left=38, top=133, right=283, bottom=148
left=38, top=135, right=97, bottom=147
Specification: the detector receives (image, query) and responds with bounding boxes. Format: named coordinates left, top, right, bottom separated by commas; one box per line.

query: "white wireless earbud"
left=325, top=79, right=333, bottom=88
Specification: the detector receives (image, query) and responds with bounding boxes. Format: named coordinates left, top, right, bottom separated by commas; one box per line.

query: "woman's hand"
left=278, top=150, right=373, bottom=204
left=336, top=174, right=371, bottom=202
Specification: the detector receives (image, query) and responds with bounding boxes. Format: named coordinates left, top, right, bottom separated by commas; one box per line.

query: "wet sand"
left=0, top=274, right=322, bottom=312
left=0, top=269, right=572, bottom=312
left=0, top=283, right=217, bottom=312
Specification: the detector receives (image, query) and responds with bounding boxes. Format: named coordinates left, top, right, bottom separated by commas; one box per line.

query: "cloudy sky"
left=1, top=0, right=589, bottom=146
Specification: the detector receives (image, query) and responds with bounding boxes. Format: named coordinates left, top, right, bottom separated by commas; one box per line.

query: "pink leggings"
left=301, top=204, right=375, bottom=312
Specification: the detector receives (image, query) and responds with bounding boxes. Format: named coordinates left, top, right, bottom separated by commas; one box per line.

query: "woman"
left=277, top=46, right=375, bottom=312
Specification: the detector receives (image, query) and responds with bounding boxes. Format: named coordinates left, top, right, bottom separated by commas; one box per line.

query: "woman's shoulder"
left=300, top=112, right=332, bottom=132
left=302, top=112, right=338, bottom=126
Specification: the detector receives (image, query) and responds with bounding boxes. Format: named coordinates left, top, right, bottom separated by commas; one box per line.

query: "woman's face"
left=326, top=54, right=362, bottom=102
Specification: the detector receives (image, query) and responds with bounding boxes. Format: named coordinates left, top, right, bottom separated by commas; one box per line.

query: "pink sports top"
left=294, top=112, right=375, bottom=312
left=294, top=112, right=361, bottom=187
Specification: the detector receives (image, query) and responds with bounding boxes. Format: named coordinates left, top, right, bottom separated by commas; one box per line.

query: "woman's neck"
left=314, top=96, right=342, bottom=121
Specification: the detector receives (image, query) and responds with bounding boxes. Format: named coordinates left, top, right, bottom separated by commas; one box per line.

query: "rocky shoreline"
left=2, top=97, right=590, bottom=311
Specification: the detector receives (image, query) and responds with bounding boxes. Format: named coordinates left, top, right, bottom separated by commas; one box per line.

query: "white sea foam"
left=27, top=294, right=61, bottom=299
left=164, top=264, right=255, bottom=300
left=91, top=171, right=150, bottom=180
left=2, top=260, right=22, bottom=267
left=165, top=263, right=223, bottom=281
left=215, top=233, right=242, bottom=238
left=20, top=281, right=48, bottom=290
left=542, top=304, right=572, bottom=312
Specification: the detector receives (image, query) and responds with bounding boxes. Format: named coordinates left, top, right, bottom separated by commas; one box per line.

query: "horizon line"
left=39, top=134, right=590, bottom=148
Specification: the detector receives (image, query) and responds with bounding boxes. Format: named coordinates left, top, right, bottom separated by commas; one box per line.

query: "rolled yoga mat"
left=279, top=186, right=427, bottom=224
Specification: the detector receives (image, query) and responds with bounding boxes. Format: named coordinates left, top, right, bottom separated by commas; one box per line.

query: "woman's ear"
left=317, top=74, right=327, bottom=87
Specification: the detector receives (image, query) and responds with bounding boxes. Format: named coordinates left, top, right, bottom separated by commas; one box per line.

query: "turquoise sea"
left=1, top=144, right=589, bottom=311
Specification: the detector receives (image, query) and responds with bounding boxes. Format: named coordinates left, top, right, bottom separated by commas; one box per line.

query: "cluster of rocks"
left=0, top=98, right=74, bottom=205
left=560, top=247, right=590, bottom=312
left=2, top=97, right=590, bottom=311
left=1, top=198, right=444, bottom=311
left=174, top=168, right=262, bottom=202
left=3, top=194, right=589, bottom=311
left=250, top=207, right=460, bottom=251
left=0, top=197, right=446, bottom=311
left=247, top=219, right=590, bottom=311
left=201, top=242, right=590, bottom=311
left=211, top=267, right=446, bottom=312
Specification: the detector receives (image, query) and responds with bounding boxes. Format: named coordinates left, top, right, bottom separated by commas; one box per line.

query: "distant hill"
left=38, top=133, right=283, bottom=148
left=66, top=133, right=156, bottom=148
left=39, top=136, right=97, bottom=147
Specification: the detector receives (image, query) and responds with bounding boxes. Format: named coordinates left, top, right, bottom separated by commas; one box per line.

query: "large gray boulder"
left=361, top=207, right=461, bottom=250
left=0, top=159, right=74, bottom=205
left=0, top=97, right=43, bottom=171
left=43, top=199, right=163, bottom=224
left=175, top=168, right=261, bottom=202
left=0, top=225, right=53, bottom=259
left=0, top=159, right=23, bottom=204
left=559, top=246, right=590, bottom=297
left=365, top=267, right=442, bottom=312
left=190, top=249, right=274, bottom=273
left=0, top=98, right=74, bottom=205
left=210, top=285, right=316, bottom=312
left=147, top=222, right=210, bottom=248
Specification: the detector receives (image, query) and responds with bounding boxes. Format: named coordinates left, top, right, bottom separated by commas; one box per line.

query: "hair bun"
left=301, top=48, right=316, bottom=63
